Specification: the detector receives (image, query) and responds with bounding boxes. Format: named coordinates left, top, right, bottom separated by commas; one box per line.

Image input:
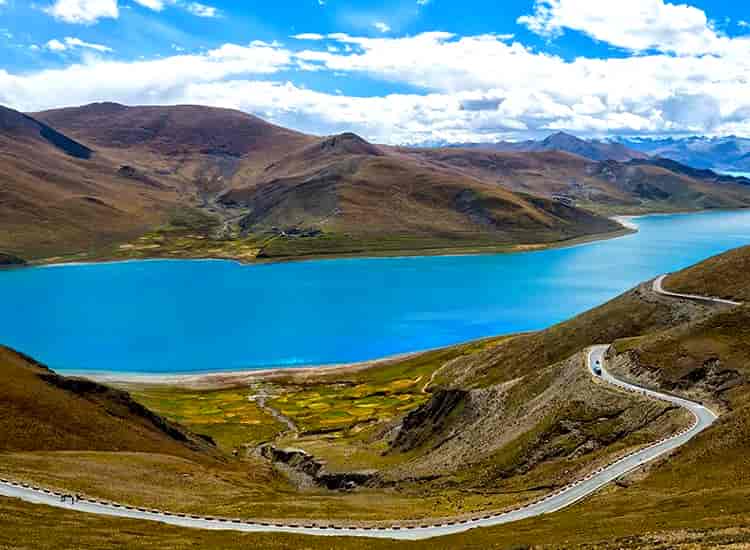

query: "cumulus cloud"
left=3, top=25, right=750, bottom=143
left=45, top=0, right=118, bottom=24
left=518, top=0, right=727, bottom=56
left=0, top=41, right=291, bottom=110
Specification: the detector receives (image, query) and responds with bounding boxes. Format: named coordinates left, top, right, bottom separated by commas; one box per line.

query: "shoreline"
left=85, top=334, right=518, bottom=389
left=24, top=220, right=638, bottom=271
left=85, top=346, right=451, bottom=388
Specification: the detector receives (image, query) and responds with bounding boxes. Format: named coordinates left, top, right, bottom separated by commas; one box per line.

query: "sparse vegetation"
left=127, top=387, right=285, bottom=451
left=664, top=245, right=750, bottom=302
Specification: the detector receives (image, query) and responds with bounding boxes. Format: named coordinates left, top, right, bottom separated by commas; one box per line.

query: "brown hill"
left=7, top=102, right=747, bottom=264
left=31, top=105, right=624, bottom=258
left=35, top=102, right=312, bottom=158
left=219, top=133, right=622, bottom=254
left=0, top=105, right=180, bottom=259
left=664, top=245, right=750, bottom=302
left=403, top=147, right=750, bottom=214
left=0, top=346, right=216, bottom=456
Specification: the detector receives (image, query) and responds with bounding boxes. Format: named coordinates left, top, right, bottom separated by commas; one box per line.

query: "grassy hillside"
left=664, top=245, right=750, bottom=302
left=0, top=346, right=216, bottom=456
left=5, top=494, right=750, bottom=550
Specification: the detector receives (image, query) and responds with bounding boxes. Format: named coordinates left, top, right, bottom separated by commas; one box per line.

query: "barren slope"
left=0, top=105, right=180, bottom=259
left=403, top=147, right=750, bottom=214
left=220, top=133, right=623, bottom=254
left=25, top=105, right=625, bottom=260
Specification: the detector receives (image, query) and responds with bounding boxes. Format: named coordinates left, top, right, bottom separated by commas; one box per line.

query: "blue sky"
left=1, top=0, right=750, bottom=143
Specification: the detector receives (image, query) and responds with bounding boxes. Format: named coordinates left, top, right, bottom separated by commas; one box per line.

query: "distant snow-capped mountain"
left=613, top=136, right=750, bottom=173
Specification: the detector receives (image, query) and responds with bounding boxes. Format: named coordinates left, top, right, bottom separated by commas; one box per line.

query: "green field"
left=129, top=387, right=285, bottom=451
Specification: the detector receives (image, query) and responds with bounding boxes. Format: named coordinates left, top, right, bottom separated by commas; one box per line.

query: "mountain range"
left=451, top=131, right=649, bottom=162
left=2, top=102, right=750, bottom=263
left=451, top=131, right=750, bottom=173
left=615, top=135, right=750, bottom=172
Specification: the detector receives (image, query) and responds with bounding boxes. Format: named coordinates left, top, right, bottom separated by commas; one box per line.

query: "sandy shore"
left=88, top=348, right=432, bottom=389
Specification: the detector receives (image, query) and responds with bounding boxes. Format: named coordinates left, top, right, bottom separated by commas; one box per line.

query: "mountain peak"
left=317, top=132, right=383, bottom=157
left=543, top=131, right=585, bottom=145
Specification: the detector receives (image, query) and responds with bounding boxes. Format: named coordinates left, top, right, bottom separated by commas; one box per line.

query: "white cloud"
left=292, top=33, right=326, bottom=40
left=45, top=0, right=119, bottom=24
left=4, top=24, right=750, bottom=143
left=133, top=0, right=166, bottom=11
left=184, top=2, right=217, bottom=17
left=374, top=21, right=391, bottom=33
left=45, top=39, right=67, bottom=51
left=45, top=36, right=113, bottom=52
left=66, top=36, right=113, bottom=52
left=0, top=41, right=291, bottom=111
left=518, top=0, right=727, bottom=56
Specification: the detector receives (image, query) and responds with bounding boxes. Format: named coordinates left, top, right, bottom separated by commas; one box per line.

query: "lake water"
left=720, top=171, right=750, bottom=179
left=2, top=209, right=749, bottom=375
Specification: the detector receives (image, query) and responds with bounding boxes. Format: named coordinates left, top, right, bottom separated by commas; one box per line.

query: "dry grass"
left=664, top=245, right=750, bottom=303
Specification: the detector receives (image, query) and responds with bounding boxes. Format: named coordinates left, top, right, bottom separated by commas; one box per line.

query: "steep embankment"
left=372, top=245, right=750, bottom=542
left=568, top=246, right=750, bottom=547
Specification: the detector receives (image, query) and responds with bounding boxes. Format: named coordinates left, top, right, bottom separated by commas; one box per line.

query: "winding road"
left=0, top=275, right=734, bottom=540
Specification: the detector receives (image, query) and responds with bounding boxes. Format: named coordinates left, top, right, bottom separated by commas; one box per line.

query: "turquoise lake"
left=2, top=209, right=749, bottom=375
